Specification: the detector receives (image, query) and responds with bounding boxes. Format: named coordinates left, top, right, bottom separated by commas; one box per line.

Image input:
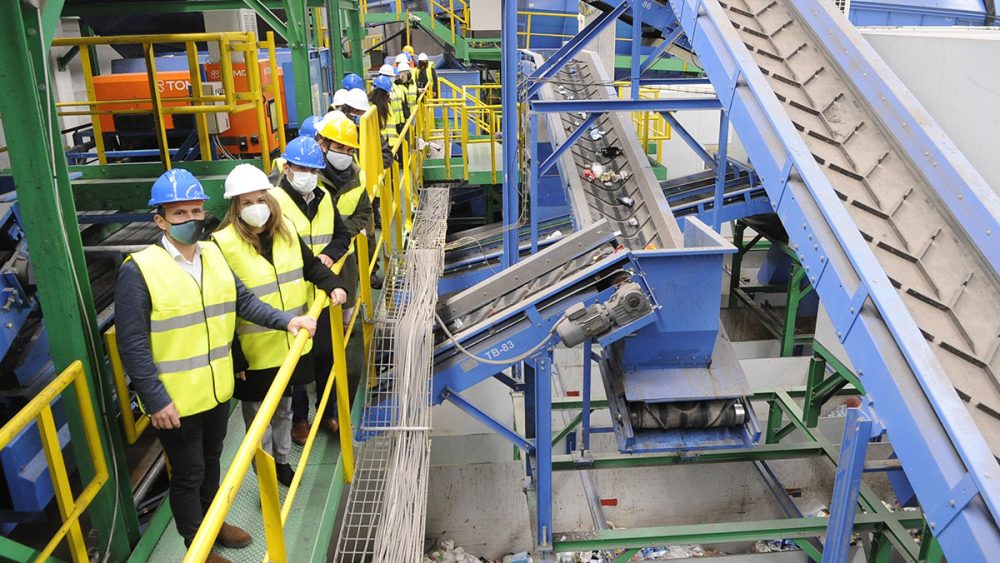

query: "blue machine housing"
left=849, top=0, right=991, bottom=25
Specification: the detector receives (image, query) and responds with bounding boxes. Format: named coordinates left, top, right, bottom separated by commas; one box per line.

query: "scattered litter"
left=577, top=112, right=588, bottom=119
left=629, top=544, right=708, bottom=559
left=751, top=539, right=799, bottom=553
left=425, top=540, right=490, bottom=563
left=627, top=218, right=640, bottom=227
left=546, top=230, right=564, bottom=240
left=617, top=196, right=634, bottom=207
left=591, top=163, right=606, bottom=176
left=589, top=129, right=605, bottom=141
left=599, top=147, right=623, bottom=159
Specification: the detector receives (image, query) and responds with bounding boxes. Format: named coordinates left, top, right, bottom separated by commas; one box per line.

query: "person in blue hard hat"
left=113, top=168, right=317, bottom=562
left=341, top=72, right=364, bottom=91
left=270, top=136, right=354, bottom=444
left=298, top=115, right=321, bottom=139
left=369, top=74, right=397, bottom=168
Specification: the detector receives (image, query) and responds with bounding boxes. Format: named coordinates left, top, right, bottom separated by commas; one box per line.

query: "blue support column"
left=539, top=112, right=601, bottom=176
left=442, top=387, right=535, bottom=453
left=630, top=1, right=642, bottom=100
left=824, top=408, right=872, bottom=563
left=640, top=27, right=683, bottom=74
left=581, top=339, right=593, bottom=451
left=660, top=111, right=717, bottom=169
left=501, top=0, right=520, bottom=269
left=529, top=113, right=540, bottom=253
left=712, top=110, right=730, bottom=232
left=533, top=352, right=554, bottom=550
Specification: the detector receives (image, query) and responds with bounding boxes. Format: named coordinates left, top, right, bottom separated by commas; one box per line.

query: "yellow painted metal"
left=104, top=327, right=150, bottom=445
left=144, top=43, right=172, bottom=169
left=330, top=303, right=355, bottom=481
left=255, top=447, right=288, bottom=563
left=0, top=361, right=109, bottom=563
left=265, top=32, right=288, bottom=155
left=77, top=45, right=107, bottom=165
left=39, top=404, right=88, bottom=562
left=186, top=42, right=214, bottom=163
left=243, top=33, right=272, bottom=173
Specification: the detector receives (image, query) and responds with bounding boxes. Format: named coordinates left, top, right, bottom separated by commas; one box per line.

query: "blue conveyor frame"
left=662, top=0, right=1000, bottom=559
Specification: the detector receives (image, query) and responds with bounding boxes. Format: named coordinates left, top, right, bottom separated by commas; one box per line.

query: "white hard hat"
left=394, top=53, right=409, bottom=65
left=397, top=61, right=411, bottom=72
left=345, top=88, right=370, bottom=112
left=378, top=64, right=396, bottom=77
left=332, top=88, right=349, bottom=108
left=418, top=52, right=428, bottom=62
left=224, top=163, right=271, bottom=199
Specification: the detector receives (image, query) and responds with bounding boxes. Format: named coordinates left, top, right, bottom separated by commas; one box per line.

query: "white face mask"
left=239, top=203, right=271, bottom=228
left=289, top=171, right=318, bottom=194
left=326, top=150, right=353, bottom=171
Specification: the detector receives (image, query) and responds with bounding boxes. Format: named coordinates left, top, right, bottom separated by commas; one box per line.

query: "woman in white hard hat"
left=330, top=88, right=349, bottom=112
left=395, top=60, right=418, bottom=119
left=340, top=88, right=370, bottom=127
left=378, top=63, right=406, bottom=135
left=212, top=163, right=348, bottom=486
left=415, top=52, right=437, bottom=97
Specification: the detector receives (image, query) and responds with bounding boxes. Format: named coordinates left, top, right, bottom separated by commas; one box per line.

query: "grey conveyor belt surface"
left=534, top=50, right=684, bottom=251
left=712, top=0, right=1000, bottom=457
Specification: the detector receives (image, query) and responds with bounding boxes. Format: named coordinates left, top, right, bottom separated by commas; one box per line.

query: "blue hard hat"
left=298, top=115, right=321, bottom=139
left=149, top=168, right=209, bottom=207
left=372, top=75, right=393, bottom=94
left=342, top=73, right=364, bottom=91
left=281, top=136, right=326, bottom=170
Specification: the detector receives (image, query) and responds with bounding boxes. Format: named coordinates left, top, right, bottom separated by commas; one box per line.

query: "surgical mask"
left=349, top=113, right=361, bottom=126
left=326, top=150, right=353, bottom=171
left=167, top=218, right=205, bottom=245
left=289, top=171, right=318, bottom=194
left=240, top=203, right=270, bottom=228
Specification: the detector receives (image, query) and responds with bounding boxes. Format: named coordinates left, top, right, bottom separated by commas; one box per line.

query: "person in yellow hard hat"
left=316, top=112, right=372, bottom=423
left=402, top=44, right=416, bottom=65
left=212, top=164, right=348, bottom=486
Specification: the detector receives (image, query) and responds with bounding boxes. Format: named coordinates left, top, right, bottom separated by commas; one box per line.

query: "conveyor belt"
left=537, top=51, right=684, bottom=251
left=719, top=0, right=1000, bottom=456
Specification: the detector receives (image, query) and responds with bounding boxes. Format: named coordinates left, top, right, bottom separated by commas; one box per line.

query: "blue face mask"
left=167, top=218, right=206, bottom=245
left=349, top=113, right=361, bottom=126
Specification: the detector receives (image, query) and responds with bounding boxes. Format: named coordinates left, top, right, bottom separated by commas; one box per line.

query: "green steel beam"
left=242, top=0, right=287, bottom=39
left=553, top=512, right=924, bottom=553
left=284, top=0, right=315, bottom=123
left=552, top=411, right=583, bottom=446
left=0, top=535, right=64, bottom=563
left=345, top=2, right=365, bottom=76
left=0, top=3, right=139, bottom=559
left=327, top=0, right=346, bottom=82
left=772, top=391, right=921, bottom=560
left=552, top=443, right=825, bottom=471
left=126, top=501, right=174, bottom=563
left=61, top=0, right=325, bottom=16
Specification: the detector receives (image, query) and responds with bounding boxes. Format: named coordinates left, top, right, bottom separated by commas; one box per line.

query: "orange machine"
left=91, top=60, right=287, bottom=157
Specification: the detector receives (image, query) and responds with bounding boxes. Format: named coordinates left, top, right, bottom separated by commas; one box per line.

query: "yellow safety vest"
left=333, top=169, right=369, bottom=258
left=130, top=243, right=237, bottom=417
left=212, top=221, right=310, bottom=369
left=271, top=156, right=287, bottom=176
left=403, top=80, right=418, bottom=111
left=271, top=185, right=336, bottom=256
left=271, top=185, right=336, bottom=306
left=391, top=83, right=407, bottom=124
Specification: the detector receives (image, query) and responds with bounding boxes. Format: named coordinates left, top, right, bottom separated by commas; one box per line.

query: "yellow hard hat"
left=403, top=45, right=415, bottom=55
left=318, top=112, right=359, bottom=149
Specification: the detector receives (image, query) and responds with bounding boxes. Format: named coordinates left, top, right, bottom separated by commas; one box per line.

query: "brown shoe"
left=216, top=522, right=251, bottom=549
left=206, top=551, right=232, bottom=563
left=322, top=417, right=340, bottom=434
left=291, top=420, right=310, bottom=445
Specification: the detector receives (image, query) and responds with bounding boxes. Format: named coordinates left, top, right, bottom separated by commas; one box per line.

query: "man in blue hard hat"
left=113, top=168, right=317, bottom=562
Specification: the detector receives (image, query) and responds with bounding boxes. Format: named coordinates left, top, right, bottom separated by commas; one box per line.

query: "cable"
left=434, top=311, right=560, bottom=366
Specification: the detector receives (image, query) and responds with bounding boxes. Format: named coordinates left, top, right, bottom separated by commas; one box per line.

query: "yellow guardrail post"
left=186, top=41, right=214, bottom=162
left=0, top=361, right=109, bottom=563
left=255, top=446, right=287, bottom=563
left=104, top=327, right=150, bottom=445
left=243, top=33, right=272, bottom=173
left=77, top=44, right=107, bottom=165
left=330, top=302, right=355, bottom=481
left=143, top=43, right=172, bottom=169
left=265, top=31, right=288, bottom=155
left=461, top=104, right=469, bottom=180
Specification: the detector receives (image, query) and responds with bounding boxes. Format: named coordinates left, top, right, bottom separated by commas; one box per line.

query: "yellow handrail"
left=187, top=80, right=431, bottom=562
left=0, top=361, right=108, bottom=563
left=51, top=31, right=286, bottom=169
left=104, top=327, right=150, bottom=445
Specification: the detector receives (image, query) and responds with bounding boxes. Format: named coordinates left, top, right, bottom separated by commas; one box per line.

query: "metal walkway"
left=667, top=0, right=1000, bottom=556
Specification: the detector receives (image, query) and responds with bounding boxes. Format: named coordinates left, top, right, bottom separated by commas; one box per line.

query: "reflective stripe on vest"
left=270, top=185, right=336, bottom=257
left=130, top=243, right=237, bottom=417
left=212, top=220, right=312, bottom=369
left=391, top=83, right=407, bottom=123
left=404, top=80, right=418, bottom=110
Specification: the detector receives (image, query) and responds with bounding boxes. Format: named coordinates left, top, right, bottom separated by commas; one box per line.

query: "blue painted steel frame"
left=530, top=353, right=554, bottom=550
left=824, top=408, right=872, bottom=563
left=531, top=98, right=721, bottom=113
left=501, top=0, right=519, bottom=269
left=667, top=0, right=1000, bottom=558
